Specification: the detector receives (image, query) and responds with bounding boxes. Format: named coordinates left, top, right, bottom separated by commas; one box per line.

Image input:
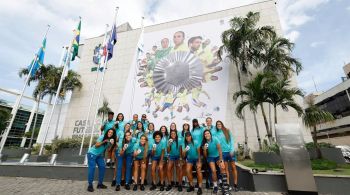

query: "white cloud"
left=310, top=41, right=325, bottom=48
left=285, top=30, right=300, bottom=42
left=277, top=0, right=329, bottom=32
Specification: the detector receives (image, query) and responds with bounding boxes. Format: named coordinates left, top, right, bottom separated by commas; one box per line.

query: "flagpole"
left=39, top=20, right=79, bottom=155
left=79, top=24, right=109, bottom=156
left=0, top=25, right=50, bottom=158
left=88, top=7, right=119, bottom=149
left=129, top=17, right=144, bottom=119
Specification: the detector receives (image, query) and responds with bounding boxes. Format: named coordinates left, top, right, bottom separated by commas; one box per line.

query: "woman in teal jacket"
left=166, top=128, right=184, bottom=192
left=216, top=120, right=238, bottom=191
left=201, top=129, right=226, bottom=194
left=182, top=132, right=203, bottom=195
left=87, top=129, right=116, bottom=192
left=150, top=131, right=166, bottom=191
left=132, top=135, right=149, bottom=191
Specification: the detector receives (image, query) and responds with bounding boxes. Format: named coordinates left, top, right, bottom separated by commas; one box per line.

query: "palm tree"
left=302, top=96, right=334, bottom=159
left=233, top=72, right=272, bottom=144
left=0, top=108, right=11, bottom=135
left=98, top=98, right=112, bottom=123
left=19, top=64, right=56, bottom=148
left=265, top=77, right=304, bottom=124
left=36, top=66, right=83, bottom=138
left=218, top=11, right=275, bottom=152
left=258, top=34, right=302, bottom=79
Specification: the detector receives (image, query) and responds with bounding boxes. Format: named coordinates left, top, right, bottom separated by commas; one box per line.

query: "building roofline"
left=85, top=0, right=275, bottom=40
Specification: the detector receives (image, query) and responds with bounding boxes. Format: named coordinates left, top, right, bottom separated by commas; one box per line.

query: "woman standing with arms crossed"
left=87, top=129, right=116, bottom=192
left=132, top=135, right=149, bottom=191
left=182, top=132, right=203, bottom=195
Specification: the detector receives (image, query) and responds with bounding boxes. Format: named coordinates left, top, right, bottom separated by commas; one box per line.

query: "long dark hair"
left=216, top=120, right=230, bottom=143
left=169, top=129, right=179, bottom=148
left=192, top=119, right=200, bottom=131
left=102, top=128, right=117, bottom=150
left=184, top=131, right=194, bottom=146
left=182, top=123, right=190, bottom=137
left=122, top=131, right=132, bottom=147
left=170, top=122, right=177, bottom=131
left=117, top=113, right=124, bottom=121
left=159, top=125, right=168, bottom=137
left=148, top=122, right=155, bottom=132
left=136, top=121, right=145, bottom=137
left=201, top=129, right=212, bottom=147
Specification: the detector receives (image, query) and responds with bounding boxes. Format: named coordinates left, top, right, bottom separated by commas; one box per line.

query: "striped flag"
left=71, top=19, right=81, bottom=61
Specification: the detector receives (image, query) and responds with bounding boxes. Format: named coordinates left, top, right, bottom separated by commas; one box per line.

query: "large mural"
left=119, top=18, right=230, bottom=126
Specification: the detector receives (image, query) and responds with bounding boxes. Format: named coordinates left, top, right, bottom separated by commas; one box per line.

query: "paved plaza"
left=0, top=176, right=284, bottom=195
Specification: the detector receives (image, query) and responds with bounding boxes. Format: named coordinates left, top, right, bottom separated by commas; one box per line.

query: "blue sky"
left=0, top=0, right=349, bottom=107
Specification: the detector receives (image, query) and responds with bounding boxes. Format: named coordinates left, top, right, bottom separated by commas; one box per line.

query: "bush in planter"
left=305, top=142, right=334, bottom=150
left=51, top=136, right=98, bottom=153
left=237, top=143, right=250, bottom=160
left=30, top=143, right=52, bottom=155
left=260, top=139, right=280, bottom=154
left=311, top=159, right=337, bottom=170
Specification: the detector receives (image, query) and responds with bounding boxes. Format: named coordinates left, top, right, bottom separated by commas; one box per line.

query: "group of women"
left=86, top=112, right=238, bottom=195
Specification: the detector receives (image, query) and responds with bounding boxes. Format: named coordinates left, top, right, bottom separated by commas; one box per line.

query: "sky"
left=0, top=0, right=349, bottom=107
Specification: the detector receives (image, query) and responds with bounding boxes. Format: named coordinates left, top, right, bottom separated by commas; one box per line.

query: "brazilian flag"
left=71, top=19, right=81, bottom=61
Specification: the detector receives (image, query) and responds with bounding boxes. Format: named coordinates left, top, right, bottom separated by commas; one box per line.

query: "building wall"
left=0, top=104, right=44, bottom=146
left=60, top=0, right=312, bottom=150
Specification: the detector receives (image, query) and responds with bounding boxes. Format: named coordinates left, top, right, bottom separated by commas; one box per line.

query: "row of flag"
left=28, top=14, right=118, bottom=77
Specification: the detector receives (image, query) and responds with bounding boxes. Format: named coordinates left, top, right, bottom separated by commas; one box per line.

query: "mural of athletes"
left=119, top=18, right=230, bottom=126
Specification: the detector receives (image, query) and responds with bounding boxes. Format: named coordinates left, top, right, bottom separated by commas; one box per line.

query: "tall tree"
left=98, top=98, right=112, bottom=123
left=233, top=72, right=272, bottom=144
left=265, top=78, right=304, bottom=124
left=302, top=96, right=334, bottom=159
left=257, top=34, right=302, bottom=79
left=0, top=108, right=11, bottom=134
left=218, top=11, right=275, bottom=151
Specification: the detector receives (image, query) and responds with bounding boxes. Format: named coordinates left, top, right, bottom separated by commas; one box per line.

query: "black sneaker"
left=121, top=180, right=125, bottom=186
left=150, top=184, right=156, bottom=191
left=213, top=186, right=218, bottom=194
left=87, top=185, right=94, bottom=192
left=125, top=184, right=130, bottom=190
left=205, top=181, right=210, bottom=189
left=233, top=185, right=239, bottom=192
left=133, top=184, right=138, bottom=191
left=97, top=184, right=107, bottom=189
left=197, top=187, right=203, bottom=195
left=166, top=185, right=172, bottom=191
left=187, top=185, right=194, bottom=192
left=115, top=185, right=120, bottom=191
left=160, top=184, right=165, bottom=191
left=178, top=185, right=183, bottom=192
left=110, top=162, right=115, bottom=168
left=140, top=184, right=145, bottom=191
left=106, top=162, right=111, bottom=167
left=111, top=180, right=116, bottom=187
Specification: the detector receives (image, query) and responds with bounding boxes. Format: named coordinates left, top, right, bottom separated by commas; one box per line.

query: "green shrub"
left=51, top=136, right=98, bottom=153
left=260, top=139, right=280, bottom=154
left=311, top=159, right=337, bottom=170
left=305, top=142, right=334, bottom=150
